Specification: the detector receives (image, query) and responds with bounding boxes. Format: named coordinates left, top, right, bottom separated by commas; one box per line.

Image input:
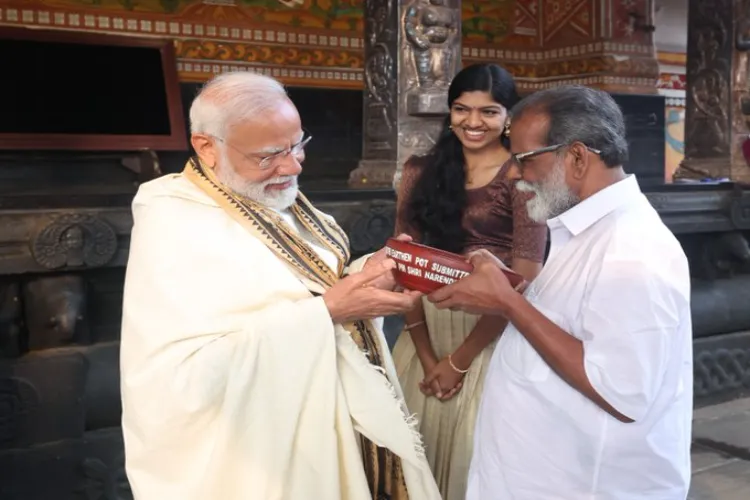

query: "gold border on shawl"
left=183, top=157, right=342, bottom=289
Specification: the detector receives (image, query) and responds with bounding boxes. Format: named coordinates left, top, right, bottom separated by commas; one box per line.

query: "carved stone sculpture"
left=404, top=0, right=459, bottom=91
left=31, top=214, right=117, bottom=270
left=22, top=275, right=89, bottom=351
left=351, top=0, right=462, bottom=189
left=348, top=202, right=397, bottom=256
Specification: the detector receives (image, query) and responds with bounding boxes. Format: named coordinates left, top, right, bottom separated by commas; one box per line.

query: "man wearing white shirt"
left=428, top=85, right=693, bottom=499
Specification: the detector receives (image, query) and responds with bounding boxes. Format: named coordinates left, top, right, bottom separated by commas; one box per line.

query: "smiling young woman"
left=391, top=63, right=549, bottom=500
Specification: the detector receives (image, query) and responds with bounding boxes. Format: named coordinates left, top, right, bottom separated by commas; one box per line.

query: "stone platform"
left=689, top=398, right=750, bottom=499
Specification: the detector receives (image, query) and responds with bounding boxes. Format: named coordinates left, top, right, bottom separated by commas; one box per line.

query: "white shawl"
left=120, top=173, right=441, bottom=500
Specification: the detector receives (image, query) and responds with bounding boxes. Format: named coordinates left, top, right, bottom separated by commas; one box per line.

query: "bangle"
left=448, top=354, right=469, bottom=374
left=405, top=320, right=425, bottom=331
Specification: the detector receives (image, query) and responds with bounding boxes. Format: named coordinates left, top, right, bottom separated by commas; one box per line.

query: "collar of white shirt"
left=547, top=174, right=642, bottom=236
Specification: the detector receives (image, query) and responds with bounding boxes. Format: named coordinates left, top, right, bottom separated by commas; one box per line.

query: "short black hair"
left=511, top=85, right=629, bottom=167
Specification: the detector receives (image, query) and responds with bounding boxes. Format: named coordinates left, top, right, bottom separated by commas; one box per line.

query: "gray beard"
left=516, top=161, right=579, bottom=223
left=215, top=149, right=298, bottom=211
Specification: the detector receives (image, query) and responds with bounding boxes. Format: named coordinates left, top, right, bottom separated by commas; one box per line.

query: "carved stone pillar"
left=349, top=0, right=462, bottom=190
left=676, top=0, right=750, bottom=183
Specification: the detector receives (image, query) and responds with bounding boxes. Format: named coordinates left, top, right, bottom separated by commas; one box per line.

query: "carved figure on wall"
left=685, top=0, right=731, bottom=158
left=364, top=0, right=396, bottom=146
left=404, top=0, right=459, bottom=92
left=22, top=275, right=89, bottom=351
left=348, top=203, right=396, bottom=255
left=31, top=214, right=117, bottom=270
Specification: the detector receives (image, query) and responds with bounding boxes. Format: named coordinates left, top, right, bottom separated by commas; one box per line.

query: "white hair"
left=189, top=72, right=288, bottom=138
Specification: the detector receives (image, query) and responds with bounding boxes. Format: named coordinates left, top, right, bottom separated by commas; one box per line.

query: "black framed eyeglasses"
left=511, top=143, right=601, bottom=164
left=214, top=129, right=313, bottom=170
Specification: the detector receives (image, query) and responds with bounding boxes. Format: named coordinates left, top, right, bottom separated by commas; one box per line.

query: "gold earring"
left=503, top=122, right=511, bottom=137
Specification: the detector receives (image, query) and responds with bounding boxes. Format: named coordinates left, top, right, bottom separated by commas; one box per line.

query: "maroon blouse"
left=395, top=157, right=548, bottom=264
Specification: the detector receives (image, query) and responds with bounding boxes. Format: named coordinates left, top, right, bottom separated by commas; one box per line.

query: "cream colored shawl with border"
left=120, top=160, right=440, bottom=500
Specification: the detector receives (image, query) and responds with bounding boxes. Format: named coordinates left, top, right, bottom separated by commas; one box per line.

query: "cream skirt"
left=391, top=298, right=498, bottom=500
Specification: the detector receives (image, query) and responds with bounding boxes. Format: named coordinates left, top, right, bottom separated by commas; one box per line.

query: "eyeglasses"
left=214, top=131, right=313, bottom=170
left=511, top=143, right=601, bottom=164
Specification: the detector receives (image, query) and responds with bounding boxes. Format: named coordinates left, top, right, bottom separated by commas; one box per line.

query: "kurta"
left=120, top=171, right=441, bottom=500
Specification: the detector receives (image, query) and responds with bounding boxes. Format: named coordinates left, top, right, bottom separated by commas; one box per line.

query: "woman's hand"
left=420, top=357, right=465, bottom=401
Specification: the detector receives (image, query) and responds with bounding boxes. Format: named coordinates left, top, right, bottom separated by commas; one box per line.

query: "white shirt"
left=467, top=175, right=693, bottom=500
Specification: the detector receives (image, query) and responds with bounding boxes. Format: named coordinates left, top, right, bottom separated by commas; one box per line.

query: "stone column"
left=676, top=0, right=750, bottom=183
left=349, top=0, right=462, bottom=190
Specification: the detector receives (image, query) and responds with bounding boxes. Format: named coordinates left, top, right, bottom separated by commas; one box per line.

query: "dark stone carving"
left=351, top=0, right=460, bottom=188
left=678, top=0, right=750, bottom=182
left=348, top=202, right=397, bottom=256
left=0, top=350, right=86, bottom=449
left=23, top=275, right=89, bottom=351
left=684, top=0, right=732, bottom=158
left=693, top=331, right=750, bottom=406
left=362, top=0, right=397, bottom=157
left=32, top=213, right=118, bottom=270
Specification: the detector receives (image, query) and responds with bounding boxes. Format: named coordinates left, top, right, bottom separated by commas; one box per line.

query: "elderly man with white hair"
left=120, top=72, right=441, bottom=500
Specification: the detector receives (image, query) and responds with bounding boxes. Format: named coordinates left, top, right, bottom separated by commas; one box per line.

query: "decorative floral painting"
left=33, top=0, right=513, bottom=38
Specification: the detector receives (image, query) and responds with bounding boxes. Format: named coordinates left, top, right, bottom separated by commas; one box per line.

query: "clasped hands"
left=418, top=249, right=528, bottom=400
left=323, top=234, right=421, bottom=324
left=418, top=350, right=467, bottom=401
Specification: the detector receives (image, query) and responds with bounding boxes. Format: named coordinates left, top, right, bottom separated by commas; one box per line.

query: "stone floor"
left=689, top=397, right=750, bottom=499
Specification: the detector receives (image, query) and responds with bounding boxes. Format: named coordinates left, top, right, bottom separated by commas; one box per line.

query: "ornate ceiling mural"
left=0, top=0, right=654, bottom=90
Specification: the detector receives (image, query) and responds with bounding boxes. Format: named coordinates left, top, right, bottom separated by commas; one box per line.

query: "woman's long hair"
left=404, top=64, right=520, bottom=253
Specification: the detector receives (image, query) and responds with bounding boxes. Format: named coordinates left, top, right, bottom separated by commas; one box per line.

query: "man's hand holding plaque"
left=427, top=249, right=527, bottom=316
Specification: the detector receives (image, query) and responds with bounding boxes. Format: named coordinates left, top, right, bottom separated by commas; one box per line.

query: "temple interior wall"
left=2, top=0, right=672, bottom=184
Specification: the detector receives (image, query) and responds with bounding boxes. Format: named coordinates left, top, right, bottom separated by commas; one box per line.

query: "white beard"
left=516, top=160, right=579, bottom=223
left=215, top=149, right=299, bottom=211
